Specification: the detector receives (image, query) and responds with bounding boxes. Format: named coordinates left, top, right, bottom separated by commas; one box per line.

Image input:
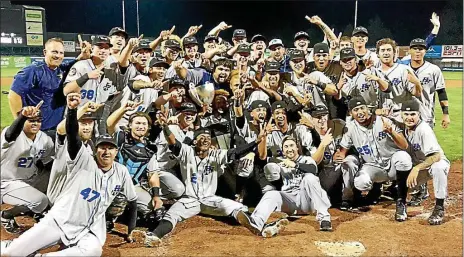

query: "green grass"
left=443, top=71, right=463, bottom=80
left=0, top=67, right=21, bottom=78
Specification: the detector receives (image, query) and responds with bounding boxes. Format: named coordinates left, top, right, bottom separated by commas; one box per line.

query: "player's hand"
left=123, top=100, right=142, bottom=112
left=441, top=114, right=450, bottom=129
left=217, top=21, right=233, bottom=31
left=172, top=59, right=185, bottom=70
left=363, top=72, right=380, bottom=82
left=87, top=65, right=105, bottom=79
left=77, top=35, right=92, bottom=60
left=265, top=117, right=278, bottom=134
left=125, top=230, right=135, bottom=243
left=337, top=72, right=348, bottom=91
left=305, top=15, right=323, bottom=25
left=256, top=121, right=269, bottom=143
left=407, top=167, right=420, bottom=188
left=303, top=73, right=318, bottom=85
left=67, top=93, right=81, bottom=110
left=376, top=107, right=392, bottom=117
left=430, top=12, right=440, bottom=27
left=215, top=44, right=228, bottom=54
left=166, top=113, right=181, bottom=125
left=406, top=68, right=421, bottom=86
left=333, top=149, right=344, bottom=164
left=21, top=101, right=43, bottom=118
left=155, top=105, right=170, bottom=126
left=283, top=83, right=298, bottom=96
left=128, top=34, right=144, bottom=48
left=83, top=101, right=104, bottom=113
left=185, top=25, right=203, bottom=37
left=362, top=57, right=374, bottom=70
left=320, top=128, right=333, bottom=147
left=152, top=196, right=163, bottom=210
left=381, top=117, right=393, bottom=134
left=160, top=25, right=176, bottom=40
left=298, top=110, right=314, bottom=129
left=280, top=158, right=297, bottom=168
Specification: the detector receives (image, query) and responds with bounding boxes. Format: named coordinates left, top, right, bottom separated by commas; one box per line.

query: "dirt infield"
left=1, top=161, right=462, bottom=256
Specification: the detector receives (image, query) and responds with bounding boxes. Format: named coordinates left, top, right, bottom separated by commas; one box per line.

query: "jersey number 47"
left=80, top=188, right=101, bottom=202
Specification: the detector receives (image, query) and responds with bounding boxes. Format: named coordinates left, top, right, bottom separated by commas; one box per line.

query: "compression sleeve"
left=227, top=141, right=257, bottom=161
left=296, top=163, right=318, bottom=175
left=66, top=108, right=82, bottom=160
left=126, top=200, right=138, bottom=235
left=437, top=88, right=448, bottom=101
left=4, top=114, right=27, bottom=142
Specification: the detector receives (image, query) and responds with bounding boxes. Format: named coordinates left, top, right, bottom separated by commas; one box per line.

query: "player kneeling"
left=1, top=94, right=138, bottom=257
left=238, top=133, right=334, bottom=237
left=401, top=100, right=449, bottom=225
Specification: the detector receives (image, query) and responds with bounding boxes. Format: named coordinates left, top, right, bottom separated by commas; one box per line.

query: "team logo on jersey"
left=412, top=143, right=421, bottom=151
left=111, top=185, right=122, bottom=195
left=34, top=149, right=46, bottom=159
left=360, top=83, right=370, bottom=92
left=421, top=77, right=432, bottom=84
left=103, top=83, right=112, bottom=91
left=69, top=68, right=77, bottom=76
left=391, top=78, right=401, bottom=86
left=204, top=165, right=213, bottom=175
left=378, top=131, right=387, bottom=141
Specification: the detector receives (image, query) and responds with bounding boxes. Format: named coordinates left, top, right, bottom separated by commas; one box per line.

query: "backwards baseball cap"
left=250, top=100, right=270, bottom=111
left=149, top=57, right=169, bottom=69
left=169, top=78, right=187, bottom=88
left=352, top=26, right=369, bottom=36
left=164, top=39, right=182, bottom=50
left=340, top=47, right=356, bottom=61
left=194, top=128, right=212, bottom=139
left=204, top=34, right=219, bottom=43
left=348, top=97, right=367, bottom=111
left=309, top=105, right=329, bottom=117
left=268, top=38, right=284, bottom=50
left=233, top=29, right=247, bottom=38
left=251, top=34, right=267, bottom=43
left=95, top=134, right=117, bottom=148
left=92, top=35, right=113, bottom=47
left=178, top=102, right=197, bottom=113
left=265, top=61, right=280, bottom=72
left=108, top=27, right=128, bottom=39
left=313, top=43, right=329, bottom=54
left=271, top=101, right=287, bottom=113
left=236, top=44, right=251, bottom=55
left=133, top=41, right=152, bottom=53
left=289, top=49, right=305, bottom=60
left=401, top=100, right=420, bottom=112
left=409, top=38, right=426, bottom=49
left=79, top=111, right=98, bottom=121
left=183, top=36, right=199, bottom=47
left=294, top=31, right=310, bottom=41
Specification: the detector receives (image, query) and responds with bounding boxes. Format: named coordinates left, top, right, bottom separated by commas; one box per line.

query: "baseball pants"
left=354, top=151, right=412, bottom=191
left=318, top=155, right=359, bottom=202
left=416, top=159, right=450, bottom=199
left=249, top=173, right=331, bottom=231
left=2, top=214, right=102, bottom=257
left=163, top=196, right=248, bottom=229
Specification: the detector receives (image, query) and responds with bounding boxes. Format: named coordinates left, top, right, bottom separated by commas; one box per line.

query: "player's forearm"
left=163, top=125, right=176, bottom=145
left=175, top=66, right=188, bottom=80
left=226, top=45, right=239, bottom=57
left=126, top=200, right=138, bottom=235
left=154, top=93, right=172, bottom=109
left=149, top=37, right=163, bottom=50
left=233, top=98, right=244, bottom=118
left=203, top=48, right=221, bottom=60
left=132, top=80, right=152, bottom=90
left=318, top=22, right=337, bottom=42
left=437, top=88, right=449, bottom=114
left=4, top=114, right=27, bottom=142
left=119, top=44, right=135, bottom=68
left=376, top=78, right=390, bottom=92
left=107, top=107, right=126, bottom=135
left=260, top=86, right=282, bottom=101
left=64, top=73, right=90, bottom=95
left=412, top=81, right=422, bottom=97
left=8, top=90, right=23, bottom=118
left=228, top=141, right=258, bottom=161
left=323, top=83, right=338, bottom=96
left=66, top=108, right=82, bottom=160
left=57, top=105, right=89, bottom=135
left=207, top=25, right=222, bottom=37
left=312, top=144, right=326, bottom=165
left=296, top=162, right=318, bottom=175
left=414, top=152, right=441, bottom=171
left=390, top=131, right=408, bottom=150
left=257, top=137, right=267, bottom=160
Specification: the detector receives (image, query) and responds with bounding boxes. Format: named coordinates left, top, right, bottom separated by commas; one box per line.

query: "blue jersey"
left=11, top=61, right=75, bottom=130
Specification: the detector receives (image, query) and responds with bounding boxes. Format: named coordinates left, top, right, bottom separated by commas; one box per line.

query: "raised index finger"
left=169, top=25, right=176, bottom=34
left=138, top=34, right=144, bottom=40
left=35, top=100, right=44, bottom=109
left=78, top=34, right=83, bottom=45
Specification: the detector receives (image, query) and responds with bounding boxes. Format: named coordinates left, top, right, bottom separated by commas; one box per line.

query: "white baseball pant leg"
left=158, top=171, right=186, bottom=199
left=339, top=155, right=360, bottom=201
left=1, top=180, right=49, bottom=214
left=262, top=163, right=281, bottom=193
left=354, top=151, right=412, bottom=191
left=416, top=159, right=450, bottom=199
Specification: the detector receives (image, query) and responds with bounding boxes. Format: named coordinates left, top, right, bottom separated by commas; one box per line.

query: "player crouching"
left=238, top=133, right=335, bottom=237
left=401, top=100, right=449, bottom=225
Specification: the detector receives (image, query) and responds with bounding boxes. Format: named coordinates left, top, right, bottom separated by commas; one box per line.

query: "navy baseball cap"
left=95, top=134, right=117, bottom=148
left=233, top=29, right=247, bottom=38
left=309, top=105, right=329, bottom=117
left=294, top=31, right=310, bottom=41
left=133, top=41, right=153, bottom=53
left=348, top=97, right=367, bottom=111
left=352, top=26, right=368, bottom=36
left=265, top=61, right=280, bottom=72
left=313, top=43, right=329, bottom=54
left=289, top=49, right=305, bottom=60
left=92, top=36, right=113, bottom=47
left=204, top=34, right=218, bottom=43
left=340, top=47, right=356, bottom=61
left=109, top=27, right=128, bottom=40
left=194, top=128, right=212, bottom=139
left=79, top=111, right=98, bottom=121
left=149, top=57, right=169, bottom=69
left=178, top=102, right=197, bottom=114
left=271, top=101, right=287, bottom=113
left=409, top=38, right=426, bottom=49
left=401, top=100, right=420, bottom=112
left=236, top=44, right=251, bottom=55
left=251, top=34, right=267, bottom=43
left=250, top=100, right=270, bottom=111
left=183, top=36, right=199, bottom=47
left=164, top=39, right=182, bottom=50
left=169, top=78, right=187, bottom=88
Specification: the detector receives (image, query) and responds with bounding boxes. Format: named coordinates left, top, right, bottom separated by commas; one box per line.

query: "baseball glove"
left=106, top=193, right=128, bottom=219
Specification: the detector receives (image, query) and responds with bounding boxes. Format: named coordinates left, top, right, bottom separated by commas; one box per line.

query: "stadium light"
left=136, top=0, right=140, bottom=36
left=354, top=0, right=358, bottom=28
left=122, top=0, right=126, bottom=30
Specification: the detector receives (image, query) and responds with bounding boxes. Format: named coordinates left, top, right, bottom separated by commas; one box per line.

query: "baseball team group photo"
left=0, top=0, right=462, bottom=256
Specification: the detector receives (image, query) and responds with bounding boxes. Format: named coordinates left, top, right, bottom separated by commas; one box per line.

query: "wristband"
left=441, top=106, right=449, bottom=115
left=76, top=73, right=90, bottom=87
left=150, top=187, right=160, bottom=197
left=316, top=81, right=327, bottom=90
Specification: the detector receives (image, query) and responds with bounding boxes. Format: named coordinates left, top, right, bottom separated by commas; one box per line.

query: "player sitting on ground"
left=1, top=102, right=54, bottom=234
left=1, top=94, right=138, bottom=256
left=401, top=100, right=449, bottom=225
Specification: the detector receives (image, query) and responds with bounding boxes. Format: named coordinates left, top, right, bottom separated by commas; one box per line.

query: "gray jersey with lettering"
left=266, top=123, right=313, bottom=158
left=404, top=121, right=447, bottom=164
left=380, top=63, right=415, bottom=111
left=281, top=155, right=317, bottom=192
left=155, top=125, right=194, bottom=171
left=339, top=68, right=384, bottom=107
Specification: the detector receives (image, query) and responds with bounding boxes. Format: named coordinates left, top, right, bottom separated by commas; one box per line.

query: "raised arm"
left=207, top=21, right=232, bottom=37
left=56, top=101, right=103, bottom=136
left=306, top=15, right=338, bottom=43
left=65, top=93, right=83, bottom=160
left=63, top=65, right=104, bottom=95
left=150, top=26, right=176, bottom=50
left=4, top=102, right=42, bottom=142
left=119, top=36, right=143, bottom=68
left=107, top=101, right=142, bottom=135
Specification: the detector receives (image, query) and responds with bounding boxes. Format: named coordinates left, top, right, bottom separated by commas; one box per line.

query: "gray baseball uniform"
left=266, top=123, right=313, bottom=158
left=339, top=68, right=385, bottom=107
left=1, top=128, right=54, bottom=214
left=340, top=116, right=413, bottom=191
left=155, top=124, right=194, bottom=172
left=405, top=121, right=449, bottom=199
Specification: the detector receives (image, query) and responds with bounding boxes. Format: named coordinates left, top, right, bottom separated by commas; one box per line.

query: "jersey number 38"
left=80, top=187, right=101, bottom=202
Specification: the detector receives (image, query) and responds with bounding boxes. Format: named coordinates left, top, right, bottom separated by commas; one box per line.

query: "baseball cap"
left=251, top=34, right=267, bottom=43
left=294, top=31, right=310, bottom=41
left=352, top=26, right=369, bottom=36
left=250, top=100, right=270, bottom=111
left=133, top=41, right=153, bottom=53
left=339, top=47, right=356, bottom=61
left=271, top=101, right=287, bottom=113
left=236, top=44, right=251, bottom=55
left=264, top=61, right=280, bottom=72
left=183, top=36, right=199, bottom=47
left=348, top=97, right=367, bottom=111
left=409, top=38, right=426, bottom=49
left=313, top=43, right=329, bottom=54
left=204, top=34, right=218, bottom=43
left=178, top=102, right=197, bottom=114
left=164, top=39, right=181, bottom=50
left=149, top=57, right=169, bottom=69
left=309, top=105, right=329, bottom=117
left=194, top=128, right=212, bottom=139
left=169, top=78, right=187, bottom=89
left=401, top=100, right=420, bottom=112
left=79, top=111, right=98, bottom=121
left=268, top=39, right=284, bottom=50
left=233, top=29, right=247, bottom=38
left=289, top=49, right=305, bottom=60
left=108, top=27, right=128, bottom=40
left=92, top=35, right=113, bottom=47
left=95, top=134, right=117, bottom=148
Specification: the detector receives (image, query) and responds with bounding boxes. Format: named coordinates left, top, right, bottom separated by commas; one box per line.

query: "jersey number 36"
left=80, top=188, right=101, bottom=202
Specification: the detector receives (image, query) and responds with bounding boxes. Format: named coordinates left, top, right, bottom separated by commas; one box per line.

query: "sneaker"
left=428, top=206, right=445, bottom=225
left=1, top=213, right=22, bottom=234
left=320, top=220, right=332, bottom=231
left=261, top=218, right=290, bottom=238
left=395, top=201, right=407, bottom=222
left=144, top=232, right=162, bottom=247
left=236, top=210, right=260, bottom=235
left=340, top=201, right=352, bottom=211
left=408, top=184, right=430, bottom=206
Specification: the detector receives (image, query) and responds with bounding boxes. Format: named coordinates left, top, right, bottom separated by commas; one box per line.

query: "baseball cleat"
left=395, top=201, right=407, bottom=222
left=261, top=218, right=290, bottom=238
left=144, top=232, right=162, bottom=247
left=428, top=206, right=445, bottom=225
left=236, top=210, right=261, bottom=235
left=408, top=184, right=430, bottom=206
left=320, top=220, right=332, bottom=232
left=1, top=214, right=22, bottom=234
left=106, top=219, right=115, bottom=232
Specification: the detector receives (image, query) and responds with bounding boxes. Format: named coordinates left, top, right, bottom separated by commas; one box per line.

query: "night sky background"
left=9, top=0, right=464, bottom=46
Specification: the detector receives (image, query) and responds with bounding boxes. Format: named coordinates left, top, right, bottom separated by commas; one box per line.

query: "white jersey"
left=340, top=116, right=404, bottom=168
left=47, top=136, right=93, bottom=205
left=48, top=144, right=137, bottom=246
left=356, top=49, right=380, bottom=67
left=117, top=75, right=160, bottom=127
left=235, top=116, right=260, bottom=144
left=155, top=125, right=194, bottom=171
left=267, top=124, right=313, bottom=157
left=404, top=121, right=447, bottom=164
left=409, top=61, right=445, bottom=125
left=65, top=59, right=118, bottom=106
left=245, top=90, right=270, bottom=110
left=1, top=128, right=54, bottom=181
left=302, top=71, right=333, bottom=108
left=380, top=63, right=415, bottom=111
left=281, top=155, right=317, bottom=192
left=339, top=68, right=384, bottom=107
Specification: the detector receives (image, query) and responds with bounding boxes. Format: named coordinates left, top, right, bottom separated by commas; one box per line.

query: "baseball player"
left=351, top=26, right=379, bottom=66
left=143, top=119, right=267, bottom=247
left=294, top=31, right=313, bottom=63
left=1, top=102, right=54, bottom=234
left=238, top=133, right=334, bottom=236
left=106, top=27, right=129, bottom=67
left=154, top=79, right=189, bottom=116
left=1, top=94, right=138, bottom=257
left=408, top=38, right=450, bottom=129
left=401, top=100, right=449, bottom=225
left=336, top=97, right=412, bottom=222
left=246, top=61, right=284, bottom=108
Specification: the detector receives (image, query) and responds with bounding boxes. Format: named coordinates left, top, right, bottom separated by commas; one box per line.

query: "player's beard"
left=284, top=149, right=298, bottom=160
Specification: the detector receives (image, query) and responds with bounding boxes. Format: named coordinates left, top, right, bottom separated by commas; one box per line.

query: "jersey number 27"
left=80, top=188, right=100, bottom=202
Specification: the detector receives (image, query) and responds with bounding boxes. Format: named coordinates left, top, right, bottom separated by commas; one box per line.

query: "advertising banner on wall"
left=442, top=45, right=463, bottom=58
left=0, top=56, right=31, bottom=68
left=424, top=45, right=442, bottom=58
left=63, top=41, right=76, bottom=52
